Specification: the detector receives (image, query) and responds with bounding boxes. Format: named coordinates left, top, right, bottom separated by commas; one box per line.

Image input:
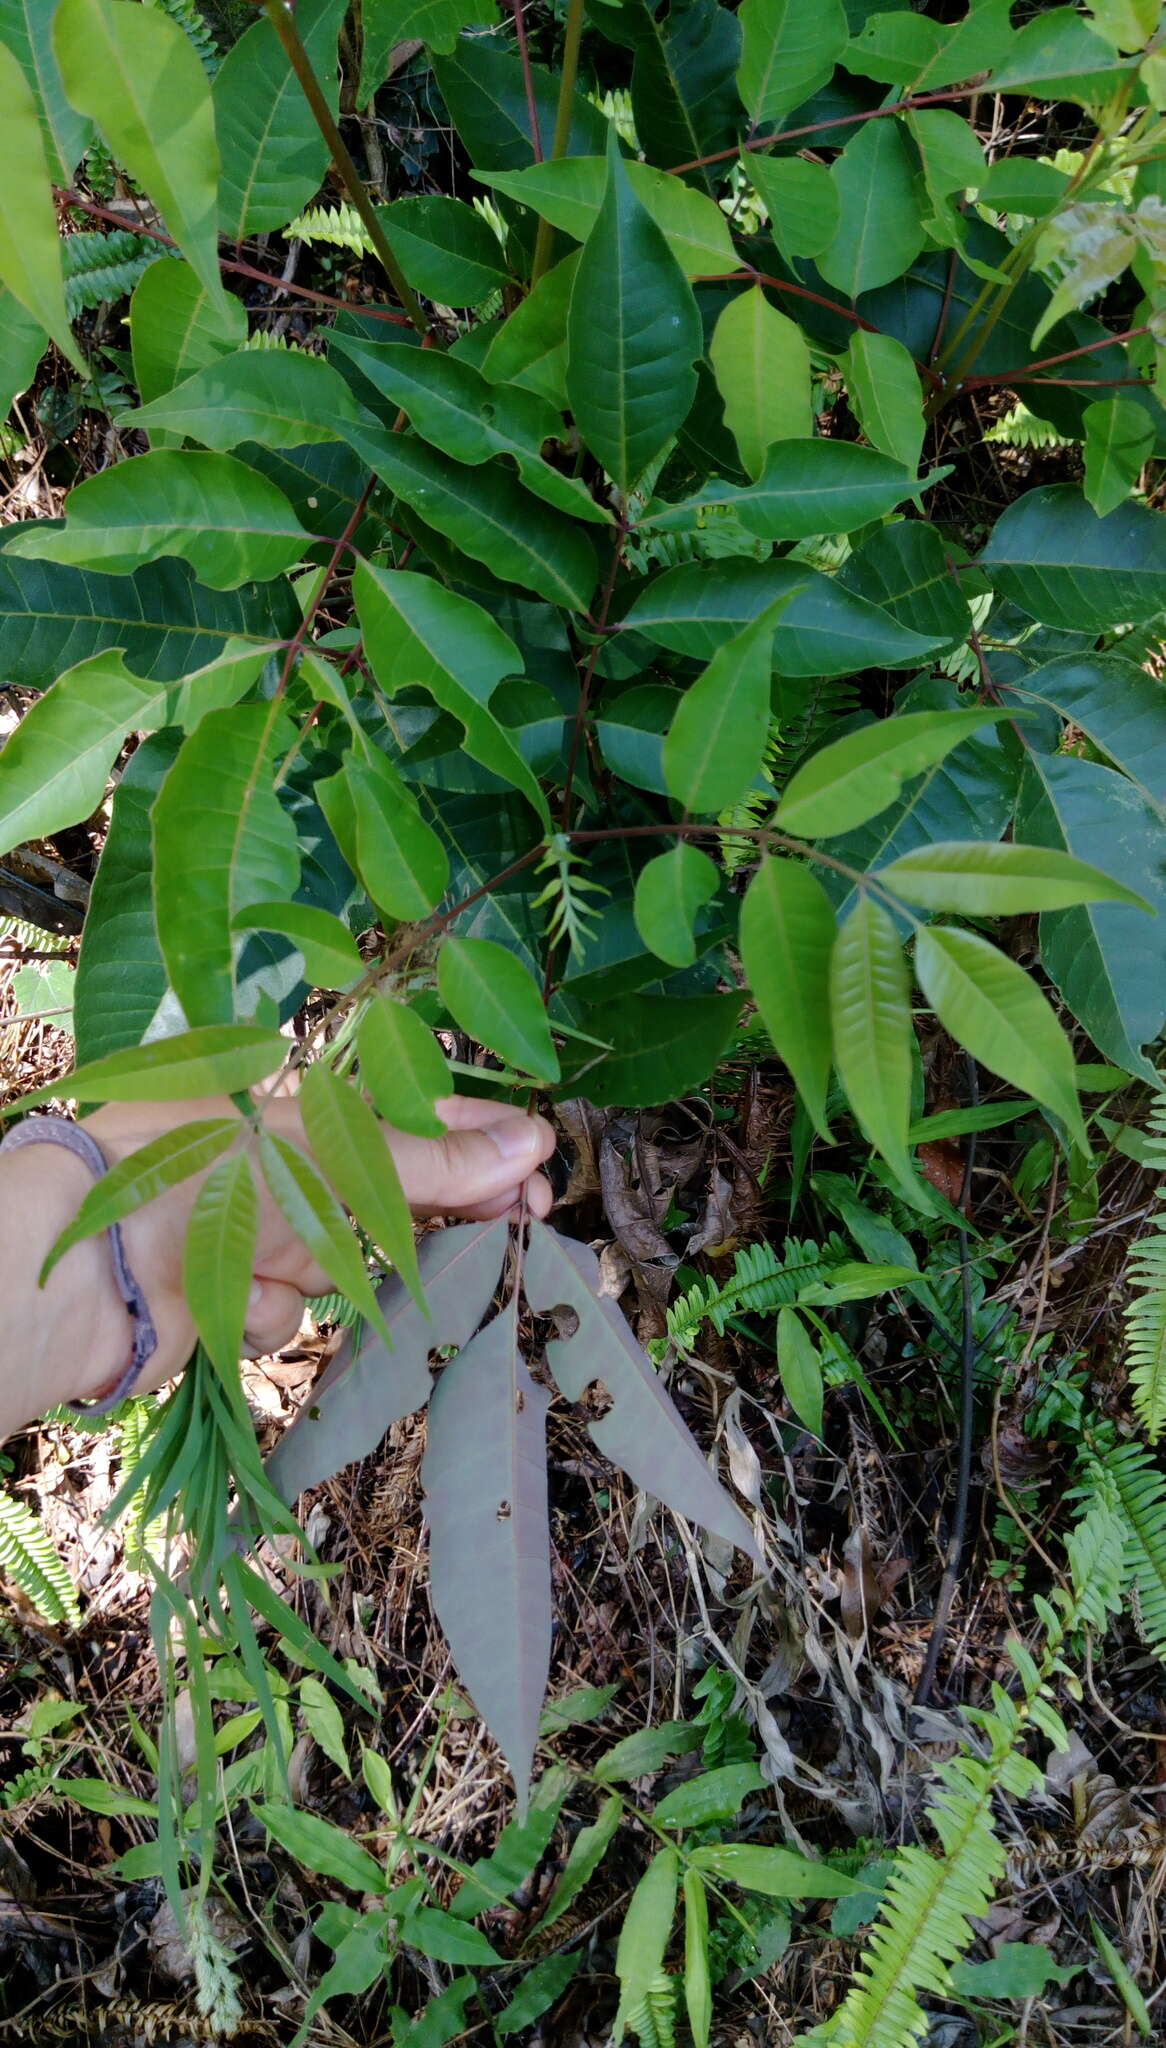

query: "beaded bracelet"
left=0, top=1117, right=157, bottom=1414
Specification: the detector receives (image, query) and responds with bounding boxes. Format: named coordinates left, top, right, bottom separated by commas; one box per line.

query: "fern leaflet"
left=667, top=1236, right=851, bottom=1352
left=286, top=202, right=373, bottom=259
left=1124, top=1091, right=1166, bottom=1439
left=622, top=1974, right=677, bottom=2048
left=62, top=231, right=166, bottom=314
left=0, top=1491, right=80, bottom=1627
left=151, top=0, right=221, bottom=74
left=1085, top=1436, right=1166, bottom=1658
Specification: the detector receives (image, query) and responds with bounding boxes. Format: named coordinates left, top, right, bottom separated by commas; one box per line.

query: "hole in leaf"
left=581, top=1378, right=614, bottom=1419
left=515, top=1388, right=525, bottom=1413
left=481, top=402, right=496, bottom=421
left=549, top=1302, right=580, bottom=1340
left=496, top=1499, right=512, bottom=1520
left=428, top=1344, right=459, bottom=1370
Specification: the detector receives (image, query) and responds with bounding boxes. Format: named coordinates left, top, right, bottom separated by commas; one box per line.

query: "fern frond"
left=62, top=231, right=165, bottom=314
left=1124, top=1093, right=1166, bottom=1439
left=242, top=329, right=310, bottom=353
left=770, top=676, right=861, bottom=785
left=1, top=1759, right=60, bottom=1810
left=0, top=1491, right=80, bottom=1627
left=622, top=1973, right=676, bottom=2048
left=1088, top=1437, right=1166, bottom=1657
left=667, top=1236, right=851, bottom=1352
left=532, top=834, right=608, bottom=962
left=148, top=0, right=220, bottom=73
left=286, top=202, right=372, bottom=258
left=983, top=402, right=1070, bottom=450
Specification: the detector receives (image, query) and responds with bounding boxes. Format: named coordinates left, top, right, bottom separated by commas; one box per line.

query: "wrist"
left=0, top=1145, right=133, bottom=1422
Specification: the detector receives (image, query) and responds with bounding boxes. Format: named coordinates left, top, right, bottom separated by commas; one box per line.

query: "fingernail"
left=248, top=1279, right=264, bottom=1312
left=485, top=1117, right=540, bottom=1164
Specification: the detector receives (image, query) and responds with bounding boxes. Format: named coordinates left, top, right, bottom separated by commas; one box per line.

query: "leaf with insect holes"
left=438, top=936, right=559, bottom=1082
left=422, top=1312, right=552, bottom=1809
left=258, top=1132, right=391, bottom=1341
left=663, top=597, right=793, bottom=814
left=41, top=1118, right=240, bottom=1282
left=830, top=896, right=917, bottom=1195
left=776, top=710, right=1013, bottom=839
left=914, top=924, right=1088, bottom=1150
left=300, top=1062, right=423, bottom=1308
left=183, top=1150, right=259, bottom=1374
left=739, top=857, right=836, bottom=1140
left=264, top=1219, right=508, bottom=1504
left=0, top=43, right=83, bottom=372
left=523, top=1221, right=758, bottom=1558
left=18, top=1025, right=289, bottom=1108
left=358, top=996, right=451, bottom=1137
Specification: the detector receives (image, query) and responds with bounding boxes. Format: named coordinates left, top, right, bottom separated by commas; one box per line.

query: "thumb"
left=390, top=1112, right=555, bottom=1217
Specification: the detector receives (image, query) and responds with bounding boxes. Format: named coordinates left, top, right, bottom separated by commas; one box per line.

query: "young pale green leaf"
left=633, top=843, right=719, bottom=968
left=614, top=1850, right=679, bottom=2040
left=358, top=997, right=451, bottom=1138
left=255, top=1801, right=387, bottom=1893
left=438, top=936, right=559, bottom=1082
left=988, top=9, right=1134, bottom=97
left=347, top=753, right=450, bottom=921
left=1082, top=396, right=1154, bottom=518
left=40, top=1118, right=240, bottom=1281
left=663, top=598, right=792, bottom=814
left=231, top=902, right=363, bottom=990
left=1088, top=1918, right=1153, bottom=2037
left=214, top=0, right=347, bottom=238
left=130, top=259, right=247, bottom=449
left=683, top=1871, right=712, bottom=2048
left=739, top=857, right=836, bottom=1139
left=0, top=0, right=94, bottom=181
left=710, top=288, right=812, bottom=478
left=776, top=710, right=1011, bottom=839
left=536, top=1793, right=624, bottom=1930
left=478, top=157, right=736, bottom=279
left=0, top=642, right=271, bottom=860
left=749, top=154, right=840, bottom=260
left=980, top=483, right=1166, bottom=631
left=258, top=1131, right=391, bottom=1341
left=844, top=331, right=925, bottom=472
left=152, top=703, right=300, bottom=1028
left=482, top=252, right=574, bottom=406
left=819, top=118, right=928, bottom=298
left=654, top=1763, right=765, bottom=1828
left=0, top=43, right=83, bottom=373
left=422, top=1313, right=552, bottom=1810
left=63, top=1779, right=158, bottom=1818
left=878, top=840, right=1147, bottom=914
left=777, top=1306, right=824, bottom=1436
left=5, top=452, right=310, bottom=589
left=737, top=0, right=848, bottom=121
left=183, top=1150, right=259, bottom=1375
left=122, top=348, right=364, bottom=451
left=566, top=136, right=702, bottom=492
left=829, top=896, right=916, bottom=1191
left=593, top=1721, right=700, bottom=1783
left=73, top=734, right=177, bottom=1064
left=354, top=560, right=550, bottom=826
left=403, top=1906, right=500, bottom=1967
left=16, top=1025, right=288, bottom=1108
left=690, top=1842, right=867, bottom=1899
left=54, top=0, right=227, bottom=312
left=300, top=1675, right=351, bottom=1781
left=914, top=925, right=1088, bottom=1151
left=641, top=440, right=926, bottom=541
left=300, top=1062, right=423, bottom=1310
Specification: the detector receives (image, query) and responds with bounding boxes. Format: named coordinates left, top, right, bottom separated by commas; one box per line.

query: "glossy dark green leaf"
left=633, top=843, right=719, bottom=968
left=152, top=704, right=300, bottom=1027
left=0, top=43, right=82, bottom=372
left=73, top=734, right=178, bottom=1064
left=998, top=653, right=1166, bottom=820
left=1082, top=396, right=1154, bottom=517
left=354, top=560, right=550, bottom=825
left=604, top=0, right=741, bottom=187
left=1017, top=750, right=1166, bottom=1083
left=594, top=683, right=679, bottom=795
left=914, top=924, right=1087, bottom=1149
left=259, top=1131, right=390, bottom=1339
left=478, top=158, right=735, bottom=278
left=301, top=1062, right=423, bottom=1308
left=829, top=895, right=914, bottom=1189
left=525, top=1222, right=757, bottom=1558
left=423, top=1312, right=552, bottom=1806
left=378, top=193, right=511, bottom=303
left=621, top=555, right=943, bottom=674
left=818, top=119, right=927, bottom=299
left=6, top=452, right=310, bottom=589
left=214, top=0, right=347, bottom=237
left=664, top=597, right=792, bottom=813
left=184, top=1150, right=259, bottom=1374
left=777, top=709, right=1010, bottom=838
left=737, top=0, right=847, bottom=122
left=642, top=441, right=924, bottom=541
left=560, top=993, right=741, bottom=1108
left=123, top=347, right=364, bottom=450
left=438, top=934, right=559, bottom=1081
left=566, top=139, right=702, bottom=493
left=359, top=0, right=495, bottom=99
left=749, top=154, right=839, bottom=260
left=358, top=997, right=451, bottom=1138
left=432, top=35, right=607, bottom=170
left=0, top=0, right=93, bottom=180
left=740, top=857, right=835, bottom=1138
left=879, top=839, right=1144, bottom=914
left=980, top=484, right=1166, bottom=631
left=348, top=752, right=450, bottom=920
left=838, top=522, right=971, bottom=653
left=42, top=1118, right=240, bottom=1279
left=18, top=1025, right=289, bottom=1107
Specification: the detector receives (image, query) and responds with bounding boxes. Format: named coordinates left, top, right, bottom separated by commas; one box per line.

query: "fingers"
left=244, top=1277, right=308, bottom=1357
left=388, top=1104, right=557, bottom=1217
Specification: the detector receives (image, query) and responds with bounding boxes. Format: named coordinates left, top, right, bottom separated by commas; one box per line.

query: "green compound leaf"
left=641, top=440, right=926, bottom=541
left=776, top=709, right=1011, bottom=839
left=776, top=1306, right=824, bottom=1436
left=914, top=924, right=1088, bottom=1151
left=16, top=1026, right=289, bottom=1108
left=878, top=839, right=1146, bottom=914
left=979, top=483, right=1166, bottom=630
left=258, top=1131, right=390, bottom=1341
left=184, top=1149, right=260, bottom=1375
left=0, top=42, right=83, bottom=373
left=737, top=0, right=847, bottom=121
left=214, top=0, right=347, bottom=238
left=829, top=895, right=915, bottom=1191
left=438, top=935, right=559, bottom=1082
left=663, top=598, right=793, bottom=814
left=41, top=1118, right=240, bottom=1282
left=566, top=136, right=702, bottom=493
left=478, top=156, right=735, bottom=279
left=633, top=842, right=719, bottom=968
left=230, top=902, right=363, bottom=990
left=152, top=704, right=300, bottom=1028
left=739, top=856, right=836, bottom=1139
left=422, top=1312, right=553, bottom=1809
left=0, top=641, right=272, bottom=860
left=54, top=0, right=227, bottom=312
left=300, top=1061, right=423, bottom=1309
left=710, top=287, right=812, bottom=477
left=354, top=560, right=550, bottom=827
left=5, top=452, right=310, bottom=589
left=358, top=997, right=451, bottom=1138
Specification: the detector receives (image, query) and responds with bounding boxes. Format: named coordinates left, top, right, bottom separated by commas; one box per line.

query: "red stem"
left=667, top=81, right=986, bottom=176
left=962, top=322, right=1157, bottom=387
left=510, top=0, right=544, bottom=162
left=277, top=477, right=375, bottom=694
